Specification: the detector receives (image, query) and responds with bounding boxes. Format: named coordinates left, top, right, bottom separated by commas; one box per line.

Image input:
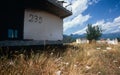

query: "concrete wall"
left=24, top=9, right=63, bottom=41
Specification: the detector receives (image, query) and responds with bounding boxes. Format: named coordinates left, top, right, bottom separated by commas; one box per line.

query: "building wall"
left=24, top=9, right=63, bottom=41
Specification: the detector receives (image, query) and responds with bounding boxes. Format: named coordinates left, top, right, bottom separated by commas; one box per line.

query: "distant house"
left=76, top=38, right=89, bottom=44
left=0, top=0, right=72, bottom=46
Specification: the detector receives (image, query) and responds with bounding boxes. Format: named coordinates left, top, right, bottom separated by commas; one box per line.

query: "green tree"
left=86, top=24, right=102, bottom=42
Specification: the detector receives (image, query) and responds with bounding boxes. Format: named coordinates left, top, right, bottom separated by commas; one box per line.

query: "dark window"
left=8, top=29, right=14, bottom=38
left=14, top=30, right=18, bottom=38
left=8, top=29, right=18, bottom=38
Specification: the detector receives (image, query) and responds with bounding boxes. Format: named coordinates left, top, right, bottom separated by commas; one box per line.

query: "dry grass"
left=0, top=43, right=120, bottom=75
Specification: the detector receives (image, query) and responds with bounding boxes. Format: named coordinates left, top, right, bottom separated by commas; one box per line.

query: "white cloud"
left=64, top=14, right=91, bottom=31
left=72, top=0, right=88, bottom=14
left=93, top=16, right=120, bottom=33
left=63, top=0, right=93, bottom=32
left=63, top=0, right=101, bottom=34
left=73, top=16, right=120, bottom=35
left=73, top=27, right=87, bottom=35
left=93, top=20, right=105, bottom=26
left=114, top=16, right=120, bottom=22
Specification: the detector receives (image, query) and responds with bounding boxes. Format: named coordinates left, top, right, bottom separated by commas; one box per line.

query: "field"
left=0, top=43, right=120, bottom=75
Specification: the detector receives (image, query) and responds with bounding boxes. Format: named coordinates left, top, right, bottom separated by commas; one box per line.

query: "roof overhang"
left=25, top=0, right=72, bottom=18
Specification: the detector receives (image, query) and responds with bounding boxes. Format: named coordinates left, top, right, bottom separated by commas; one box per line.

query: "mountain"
left=70, top=34, right=86, bottom=39
left=70, top=32, right=120, bottom=39
left=101, top=32, right=120, bottom=39
left=63, top=35, right=76, bottom=43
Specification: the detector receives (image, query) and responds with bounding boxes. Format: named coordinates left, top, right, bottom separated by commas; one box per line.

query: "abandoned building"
left=0, top=0, right=72, bottom=46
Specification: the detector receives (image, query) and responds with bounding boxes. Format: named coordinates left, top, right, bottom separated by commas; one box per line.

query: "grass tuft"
left=0, top=43, right=120, bottom=75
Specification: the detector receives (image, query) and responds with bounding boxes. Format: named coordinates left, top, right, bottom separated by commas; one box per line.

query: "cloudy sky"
left=63, top=0, right=120, bottom=35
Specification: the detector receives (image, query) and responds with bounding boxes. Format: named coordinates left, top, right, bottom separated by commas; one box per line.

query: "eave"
left=25, top=0, right=72, bottom=18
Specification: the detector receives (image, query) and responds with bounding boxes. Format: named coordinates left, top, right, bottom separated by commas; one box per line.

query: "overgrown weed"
left=0, top=43, right=120, bottom=75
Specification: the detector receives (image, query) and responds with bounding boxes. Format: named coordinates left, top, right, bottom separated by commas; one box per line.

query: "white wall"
left=76, top=38, right=89, bottom=44
left=24, top=9, right=63, bottom=41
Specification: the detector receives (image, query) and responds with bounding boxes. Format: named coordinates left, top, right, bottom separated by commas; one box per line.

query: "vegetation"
left=86, top=24, right=102, bottom=42
left=63, top=35, right=75, bottom=43
left=0, top=43, right=120, bottom=75
left=117, top=37, right=120, bottom=42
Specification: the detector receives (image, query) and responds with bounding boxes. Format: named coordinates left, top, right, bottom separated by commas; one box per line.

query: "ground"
left=0, top=43, right=120, bottom=75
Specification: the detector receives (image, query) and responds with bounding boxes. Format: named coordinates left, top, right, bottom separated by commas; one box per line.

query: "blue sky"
left=63, top=0, right=120, bottom=35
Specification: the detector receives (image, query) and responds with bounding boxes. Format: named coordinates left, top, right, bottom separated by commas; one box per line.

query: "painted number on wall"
left=29, top=14, right=42, bottom=23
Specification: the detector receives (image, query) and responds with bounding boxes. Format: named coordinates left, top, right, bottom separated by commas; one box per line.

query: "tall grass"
left=0, top=43, right=120, bottom=75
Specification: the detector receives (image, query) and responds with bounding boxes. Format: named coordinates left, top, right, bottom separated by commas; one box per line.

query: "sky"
left=63, top=0, right=120, bottom=35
